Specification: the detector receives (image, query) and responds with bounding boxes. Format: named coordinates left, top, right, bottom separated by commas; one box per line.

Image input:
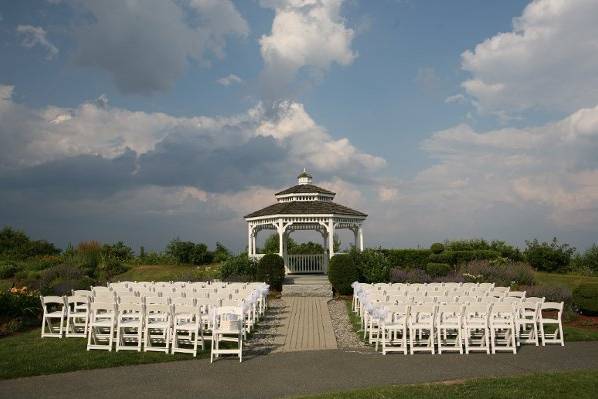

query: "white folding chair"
left=40, top=296, right=66, bottom=338
left=408, top=304, right=435, bottom=354
left=115, top=303, right=143, bottom=352
left=171, top=304, right=203, bottom=357
left=489, top=303, right=517, bottom=354
left=516, top=298, right=542, bottom=346
left=211, top=306, right=244, bottom=363
left=539, top=302, right=565, bottom=346
left=463, top=303, right=490, bottom=354
left=65, top=295, right=90, bottom=338
left=87, top=301, right=116, bottom=351
left=144, top=303, right=171, bottom=353
left=381, top=303, right=410, bottom=355
left=436, top=304, right=463, bottom=354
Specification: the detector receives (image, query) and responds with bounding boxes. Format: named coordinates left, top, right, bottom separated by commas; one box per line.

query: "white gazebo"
left=244, top=170, right=367, bottom=274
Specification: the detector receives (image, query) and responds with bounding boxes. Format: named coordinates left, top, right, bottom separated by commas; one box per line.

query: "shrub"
left=389, top=268, right=431, bottom=284
left=381, top=249, right=431, bottom=269
left=352, top=249, right=392, bottom=283
left=429, top=250, right=500, bottom=266
left=573, top=284, right=598, bottom=315
left=96, top=256, right=128, bottom=281
left=101, top=242, right=134, bottom=262
left=220, top=254, right=257, bottom=281
left=28, top=255, right=62, bottom=271
left=166, top=239, right=213, bottom=265
left=524, top=284, right=572, bottom=307
left=524, top=238, right=575, bottom=272
left=0, top=226, right=60, bottom=260
left=432, top=271, right=465, bottom=283
left=579, top=244, right=598, bottom=272
left=0, top=261, right=21, bottom=278
left=257, top=254, right=285, bottom=291
left=0, top=290, right=41, bottom=336
left=212, top=242, right=231, bottom=263
left=135, top=251, right=177, bottom=265
left=76, top=240, right=103, bottom=271
left=39, top=264, right=95, bottom=296
left=425, top=263, right=451, bottom=278
left=328, top=254, right=359, bottom=295
left=430, top=243, right=444, bottom=254
left=459, top=260, right=535, bottom=287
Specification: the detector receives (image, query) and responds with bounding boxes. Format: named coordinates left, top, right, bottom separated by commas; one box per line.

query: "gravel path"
left=327, top=298, right=371, bottom=350
left=244, top=298, right=285, bottom=355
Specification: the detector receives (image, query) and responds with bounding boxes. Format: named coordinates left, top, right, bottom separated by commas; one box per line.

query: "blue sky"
left=1, top=0, right=597, bottom=252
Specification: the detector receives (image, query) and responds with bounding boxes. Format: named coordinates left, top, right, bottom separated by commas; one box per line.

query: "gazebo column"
left=277, top=219, right=284, bottom=257
left=328, top=218, right=335, bottom=259
left=247, top=225, right=253, bottom=257
left=359, top=225, right=364, bottom=251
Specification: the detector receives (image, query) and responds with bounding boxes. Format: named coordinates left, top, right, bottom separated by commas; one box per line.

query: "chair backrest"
left=436, top=303, right=463, bottom=322
left=145, top=296, right=169, bottom=305
left=145, top=303, right=170, bottom=315
left=171, top=297, right=195, bottom=306
left=41, top=295, right=65, bottom=306
left=507, top=290, right=526, bottom=299
left=409, top=304, right=435, bottom=323
left=212, top=306, right=244, bottom=329
left=72, top=290, right=92, bottom=298
left=172, top=304, right=198, bottom=324
left=541, top=301, right=564, bottom=315
left=90, top=301, right=116, bottom=314
left=464, top=303, right=490, bottom=319
left=119, top=295, right=144, bottom=306
left=491, top=303, right=515, bottom=320
left=118, top=302, right=143, bottom=316
left=67, top=295, right=89, bottom=309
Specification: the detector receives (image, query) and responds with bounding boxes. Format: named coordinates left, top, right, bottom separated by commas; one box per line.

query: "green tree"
left=524, top=237, right=575, bottom=272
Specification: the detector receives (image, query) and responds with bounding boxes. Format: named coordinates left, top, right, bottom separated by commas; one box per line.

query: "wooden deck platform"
left=273, top=297, right=337, bottom=352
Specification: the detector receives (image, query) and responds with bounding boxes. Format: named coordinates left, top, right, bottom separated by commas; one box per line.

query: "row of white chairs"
left=353, top=282, right=564, bottom=355
left=40, top=282, right=269, bottom=363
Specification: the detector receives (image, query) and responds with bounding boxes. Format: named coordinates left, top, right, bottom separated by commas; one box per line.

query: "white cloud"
left=71, top=0, right=248, bottom=95
left=16, top=25, right=59, bottom=60
left=259, top=0, right=356, bottom=96
left=217, top=74, right=243, bottom=86
left=461, top=0, right=598, bottom=114
left=410, top=105, right=598, bottom=228
left=445, top=94, right=466, bottom=104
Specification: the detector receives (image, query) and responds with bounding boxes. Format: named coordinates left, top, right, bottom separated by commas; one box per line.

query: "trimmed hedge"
left=428, top=250, right=500, bottom=266
left=257, top=254, right=285, bottom=291
left=219, top=254, right=257, bottom=281
left=328, top=254, right=358, bottom=295
left=381, top=249, right=431, bottom=269
left=425, top=263, right=451, bottom=277
left=430, top=243, right=444, bottom=254
left=573, top=284, right=598, bottom=315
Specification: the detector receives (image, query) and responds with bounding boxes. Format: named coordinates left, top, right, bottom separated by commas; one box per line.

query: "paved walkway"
left=2, top=342, right=598, bottom=399
left=274, top=297, right=337, bottom=352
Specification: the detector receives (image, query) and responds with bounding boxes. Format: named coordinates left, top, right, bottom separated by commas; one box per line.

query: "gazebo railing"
left=286, top=254, right=326, bottom=274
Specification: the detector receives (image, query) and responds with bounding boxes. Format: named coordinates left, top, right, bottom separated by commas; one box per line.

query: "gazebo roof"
left=244, top=200, right=367, bottom=219
left=275, top=184, right=335, bottom=196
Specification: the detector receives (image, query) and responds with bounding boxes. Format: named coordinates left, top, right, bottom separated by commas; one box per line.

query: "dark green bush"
left=381, top=249, right=431, bottom=269
left=579, top=244, right=598, bottom=272
left=0, top=291, right=41, bottom=336
left=166, top=239, right=213, bottom=265
left=96, top=256, right=128, bottom=281
left=101, top=241, right=134, bottom=262
left=0, top=261, right=21, bottom=278
left=389, top=268, right=431, bottom=283
left=429, top=250, right=500, bottom=266
left=430, top=243, right=444, bottom=254
left=425, top=263, right=451, bottom=277
left=352, top=249, right=391, bottom=283
left=328, top=254, right=359, bottom=295
left=0, top=226, right=60, bottom=260
left=212, top=242, right=231, bottom=263
left=257, top=254, right=285, bottom=291
left=135, top=251, right=177, bottom=265
left=573, top=284, right=598, bottom=315
left=39, top=264, right=95, bottom=296
left=220, top=254, right=257, bottom=281
left=524, top=238, right=575, bottom=272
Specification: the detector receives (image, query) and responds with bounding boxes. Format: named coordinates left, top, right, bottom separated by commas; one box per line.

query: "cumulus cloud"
left=217, top=74, right=243, bottom=86
left=16, top=25, right=59, bottom=60
left=460, top=0, right=598, bottom=115
left=259, top=0, right=356, bottom=98
left=70, top=0, right=248, bottom=95
left=410, top=106, right=598, bottom=230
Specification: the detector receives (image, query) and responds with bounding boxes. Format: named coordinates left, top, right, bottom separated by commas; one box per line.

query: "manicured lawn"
left=564, top=326, right=598, bottom=341
left=113, top=263, right=220, bottom=282
left=0, top=329, right=207, bottom=380
left=294, top=370, right=598, bottom=399
left=535, top=272, right=598, bottom=290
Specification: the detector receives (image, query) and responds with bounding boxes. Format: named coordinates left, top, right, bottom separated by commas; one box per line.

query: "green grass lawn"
left=0, top=329, right=207, bottom=380
left=293, top=370, right=598, bottom=399
left=113, top=263, right=220, bottom=282
left=535, top=272, right=598, bottom=290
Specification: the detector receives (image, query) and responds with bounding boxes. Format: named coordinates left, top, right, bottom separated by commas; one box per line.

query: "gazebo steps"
left=282, top=275, right=332, bottom=298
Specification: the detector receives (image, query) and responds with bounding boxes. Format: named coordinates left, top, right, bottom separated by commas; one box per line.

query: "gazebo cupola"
left=244, top=170, right=367, bottom=274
